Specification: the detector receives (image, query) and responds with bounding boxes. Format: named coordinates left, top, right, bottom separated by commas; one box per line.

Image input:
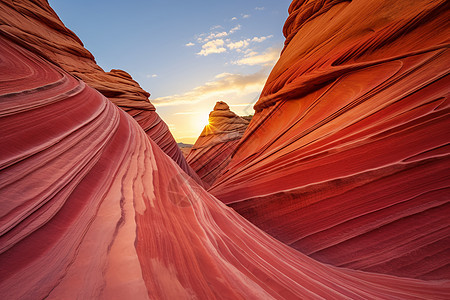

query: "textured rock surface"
left=1, top=33, right=449, bottom=300
left=0, top=0, right=201, bottom=183
left=210, top=0, right=450, bottom=280
left=187, top=102, right=249, bottom=187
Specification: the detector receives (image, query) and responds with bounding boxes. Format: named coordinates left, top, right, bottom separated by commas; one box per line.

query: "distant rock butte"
left=1, top=31, right=448, bottom=300
left=210, top=0, right=450, bottom=280
left=177, top=142, right=193, bottom=157
left=187, top=101, right=249, bottom=187
left=0, top=0, right=201, bottom=184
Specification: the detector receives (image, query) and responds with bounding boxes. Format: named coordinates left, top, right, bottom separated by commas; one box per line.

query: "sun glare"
left=193, top=113, right=210, bottom=135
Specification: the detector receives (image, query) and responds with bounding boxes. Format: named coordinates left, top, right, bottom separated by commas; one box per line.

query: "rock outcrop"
left=1, top=30, right=449, bottom=300
left=187, top=102, right=249, bottom=187
left=210, top=0, right=450, bottom=280
left=0, top=0, right=201, bottom=183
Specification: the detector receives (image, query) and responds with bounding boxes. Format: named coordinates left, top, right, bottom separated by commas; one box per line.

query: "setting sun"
left=192, top=112, right=211, bottom=135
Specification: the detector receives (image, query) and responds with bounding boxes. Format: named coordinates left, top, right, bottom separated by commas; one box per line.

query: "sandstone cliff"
left=210, top=0, right=450, bottom=280
left=187, top=101, right=249, bottom=187
left=1, top=30, right=448, bottom=300
left=0, top=0, right=201, bottom=183
left=0, top=0, right=449, bottom=298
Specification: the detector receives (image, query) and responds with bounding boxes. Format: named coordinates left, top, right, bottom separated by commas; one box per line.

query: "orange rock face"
left=187, top=102, right=249, bottom=187
left=0, top=0, right=200, bottom=183
left=210, top=0, right=450, bottom=280
left=1, top=32, right=449, bottom=300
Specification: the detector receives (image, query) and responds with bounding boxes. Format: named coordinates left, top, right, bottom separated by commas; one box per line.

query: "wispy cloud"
left=252, top=35, right=273, bottom=43
left=233, top=48, right=281, bottom=66
left=173, top=111, right=202, bottom=115
left=231, top=17, right=237, bottom=21
left=225, top=35, right=272, bottom=51
left=196, top=25, right=241, bottom=46
left=146, top=74, right=158, bottom=78
left=227, top=40, right=250, bottom=50
left=242, top=14, right=251, bottom=19
left=255, top=7, right=265, bottom=11
left=185, top=42, right=195, bottom=47
left=229, top=24, right=241, bottom=34
left=229, top=103, right=254, bottom=107
left=197, top=39, right=226, bottom=56
left=152, top=69, right=269, bottom=106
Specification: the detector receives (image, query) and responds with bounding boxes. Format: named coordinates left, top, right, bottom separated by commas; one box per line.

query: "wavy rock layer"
left=187, top=102, right=249, bottom=187
left=0, top=0, right=200, bottom=182
left=210, top=0, right=450, bottom=280
left=1, top=32, right=449, bottom=300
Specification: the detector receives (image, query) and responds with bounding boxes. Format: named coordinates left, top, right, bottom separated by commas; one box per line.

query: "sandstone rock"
left=1, top=34, right=448, bottom=300
left=0, top=0, right=201, bottom=184
left=187, top=101, right=249, bottom=187
left=210, top=0, right=450, bottom=280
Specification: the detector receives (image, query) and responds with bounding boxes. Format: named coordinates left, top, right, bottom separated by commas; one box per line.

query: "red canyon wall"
left=210, top=0, right=450, bottom=280
left=1, top=32, right=449, bottom=300
left=187, top=101, right=249, bottom=187
left=0, top=0, right=201, bottom=183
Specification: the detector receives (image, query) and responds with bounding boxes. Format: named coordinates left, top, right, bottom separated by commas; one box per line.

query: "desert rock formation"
left=210, top=0, right=450, bottom=280
left=187, top=101, right=249, bottom=187
left=1, top=31, right=449, bottom=300
left=0, top=0, right=449, bottom=298
left=0, top=0, right=201, bottom=183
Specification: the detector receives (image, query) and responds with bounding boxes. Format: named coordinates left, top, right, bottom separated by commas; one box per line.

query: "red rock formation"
left=187, top=101, right=249, bottom=187
left=1, top=33, right=449, bottom=300
left=0, top=0, right=201, bottom=183
left=210, top=0, right=450, bottom=280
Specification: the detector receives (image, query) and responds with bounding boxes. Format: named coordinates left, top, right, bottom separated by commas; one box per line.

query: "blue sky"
left=49, top=0, right=292, bottom=143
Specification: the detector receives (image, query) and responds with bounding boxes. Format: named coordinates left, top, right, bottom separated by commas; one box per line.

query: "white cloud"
left=231, top=17, right=237, bottom=21
left=152, top=69, right=270, bottom=106
left=146, top=74, right=158, bottom=78
left=233, top=48, right=281, bottom=66
left=242, top=14, right=250, bottom=19
left=206, top=31, right=228, bottom=41
left=210, top=25, right=223, bottom=30
left=197, top=39, right=226, bottom=56
left=252, top=35, right=273, bottom=43
left=229, top=24, right=241, bottom=33
left=196, top=25, right=241, bottom=44
left=227, top=39, right=250, bottom=50
left=255, top=7, right=265, bottom=11
left=185, top=42, right=195, bottom=47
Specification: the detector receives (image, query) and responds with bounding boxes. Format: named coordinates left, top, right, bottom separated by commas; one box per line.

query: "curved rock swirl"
left=187, top=101, right=249, bottom=187
left=1, top=36, right=449, bottom=299
left=0, top=0, right=201, bottom=184
left=210, top=0, right=450, bottom=280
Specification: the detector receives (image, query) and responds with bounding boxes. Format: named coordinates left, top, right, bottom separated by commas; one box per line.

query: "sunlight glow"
left=192, top=112, right=211, bottom=136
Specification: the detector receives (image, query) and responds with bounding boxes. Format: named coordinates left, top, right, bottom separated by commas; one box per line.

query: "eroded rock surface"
left=1, top=33, right=448, bottom=300
left=0, top=0, right=201, bottom=183
left=187, top=102, right=249, bottom=187
left=210, top=0, right=450, bottom=280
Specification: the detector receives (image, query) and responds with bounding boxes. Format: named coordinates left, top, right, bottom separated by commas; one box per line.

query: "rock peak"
left=213, top=101, right=230, bottom=111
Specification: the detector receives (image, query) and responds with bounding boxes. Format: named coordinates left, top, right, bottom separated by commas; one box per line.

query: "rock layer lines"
left=0, top=34, right=449, bottom=299
left=0, top=0, right=200, bottom=182
left=187, top=101, right=249, bottom=187
left=210, top=0, right=450, bottom=280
